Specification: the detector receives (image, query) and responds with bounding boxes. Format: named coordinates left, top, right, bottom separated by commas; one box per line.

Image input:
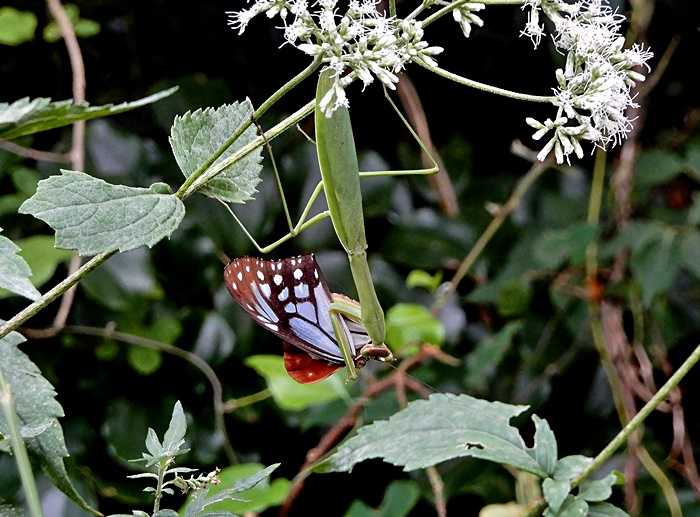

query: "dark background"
left=1, top=0, right=699, bottom=515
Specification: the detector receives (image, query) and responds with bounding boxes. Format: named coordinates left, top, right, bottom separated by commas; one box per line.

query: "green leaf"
left=534, top=223, right=598, bottom=269
left=127, top=348, right=162, bottom=375
left=680, top=230, right=700, bottom=280
left=0, top=329, right=98, bottom=515
left=587, top=502, right=630, bottom=516
left=0, top=8, right=36, bottom=46
left=578, top=472, right=617, bottom=502
left=345, top=480, right=420, bottom=517
left=19, top=171, right=185, bottom=255
left=688, top=193, right=700, bottom=225
left=162, top=401, right=187, bottom=453
left=465, top=321, right=522, bottom=392
left=405, top=269, right=443, bottom=293
left=385, top=303, right=445, bottom=355
left=43, top=5, right=100, bottom=42
left=0, top=236, right=73, bottom=299
left=0, top=88, right=177, bottom=140
left=553, top=455, right=592, bottom=482
left=497, top=278, right=531, bottom=317
left=245, top=355, right=346, bottom=411
left=532, top=415, right=558, bottom=476
left=317, top=393, right=546, bottom=476
left=0, top=229, right=40, bottom=300
left=601, top=221, right=663, bottom=258
left=183, top=464, right=282, bottom=517
left=478, top=502, right=528, bottom=517
left=169, top=101, right=262, bottom=203
left=542, top=478, right=570, bottom=513
left=630, top=230, right=681, bottom=306
left=544, top=495, right=588, bottom=517
left=636, top=150, right=685, bottom=188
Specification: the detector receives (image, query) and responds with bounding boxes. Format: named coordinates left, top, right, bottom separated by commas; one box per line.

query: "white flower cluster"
left=227, top=0, right=443, bottom=116
left=451, top=2, right=485, bottom=39
left=522, top=0, right=653, bottom=163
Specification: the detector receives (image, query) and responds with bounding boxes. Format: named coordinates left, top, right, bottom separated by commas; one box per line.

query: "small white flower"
left=452, top=3, right=485, bottom=39
left=525, top=0, right=652, bottom=162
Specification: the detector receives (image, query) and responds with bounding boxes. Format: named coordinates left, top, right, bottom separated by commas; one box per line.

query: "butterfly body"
left=224, top=254, right=390, bottom=383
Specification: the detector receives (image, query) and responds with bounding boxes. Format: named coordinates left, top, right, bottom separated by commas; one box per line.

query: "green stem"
left=153, top=459, right=168, bottom=514
left=435, top=159, right=550, bottom=309
left=180, top=99, right=315, bottom=199
left=417, top=61, right=554, bottom=103
left=0, top=252, right=114, bottom=341
left=423, top=0, right=525, bottom=27
left=389, top=0, right=397, bottom=17
left=584, top=154, right=681, bottom=517
left=574, top=341, right=700, bottom=487
left=526, top=335, right=699, bottom=517
left=223, top=388, right=272, bottom=412
left=0, top=371, right=44, bottom=517
left=175, top=56, right=321, bottom=199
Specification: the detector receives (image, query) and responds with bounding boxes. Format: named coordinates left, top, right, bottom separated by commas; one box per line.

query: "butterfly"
left=224, top=254, right=391, bottom=383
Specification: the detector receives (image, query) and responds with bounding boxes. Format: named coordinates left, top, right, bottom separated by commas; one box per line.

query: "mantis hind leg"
left=217, top=178, right=329, bottom=254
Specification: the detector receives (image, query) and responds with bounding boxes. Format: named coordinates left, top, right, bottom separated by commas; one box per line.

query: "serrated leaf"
left=553, top=456, right=592, bottom=482
left=478, top=502, right=527, bottom=517
left=0, top=7, right=37, bottom=46
left=162, top=401, right=187, bottom=453
left=680, top=230, right=700, bottom=280
left=636, top=150, right=685, bottom=188
left=317, top=393, right=546, bottom=476
left=601, top=221, right=664, bottom=258
left=587, top=502, right=629, bottom=516
left=0, top=329, right=98, bottom=514
left=534, top=223, right=598, bottom=269
left=19, top=170, right=185, bottom=255
left=544, top=495, right=588, bottom=517
left=0, top=228, right=40, bottom=300
left=465, top=321, right=522, bottom=392
left=0, top=88, right=177, bottom=140
left=183, top=464, right=281, bottom=517
left=170, top=101, right=262, bottom=203
left=543, top=477, right=570, bottom=513
left=153, top=511, right=179, bottom=517
left=630, top=230, right=681, bottom=306
left=0, top=236, right=73, bottom=299
left=245, top=355, right=345, bottom=411
left=578, top=472, right=616, bottom=502
left=532, top=415, right=558, bottom=476
left=496, top=279, right=532, bottom=317
left=385, top=303, right=445, bottom=356
left=345, top=480, right=420, bottom=517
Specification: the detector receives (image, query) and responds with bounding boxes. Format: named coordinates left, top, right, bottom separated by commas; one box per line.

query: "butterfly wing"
left=282, top=343, right=341, bottom=383
left=224, top=254, right=362, bottom=365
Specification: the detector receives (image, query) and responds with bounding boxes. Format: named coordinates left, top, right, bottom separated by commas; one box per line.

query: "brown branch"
left=0, top=140, right=69, bottom=163
left=279, top=346, right=457, bottom=517
left=397, top=74, right=459, bottom=217
left=32, top=0, right=88, bottom=338
left=426, top=466, right=447, bottom=517
left=58, top=324, right=238, bottom=464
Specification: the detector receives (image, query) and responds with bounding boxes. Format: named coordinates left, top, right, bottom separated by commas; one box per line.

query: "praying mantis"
left=223, top=69, right=438, bottom=380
